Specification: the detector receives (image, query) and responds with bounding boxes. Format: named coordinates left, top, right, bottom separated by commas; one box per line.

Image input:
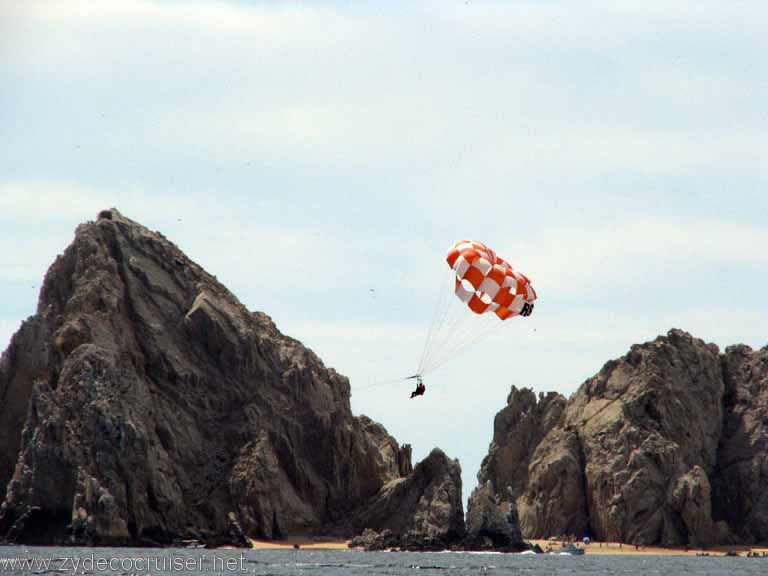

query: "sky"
left=1, top=0, right=766, bottom=498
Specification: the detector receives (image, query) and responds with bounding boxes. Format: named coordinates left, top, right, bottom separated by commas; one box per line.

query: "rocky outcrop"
left=0, top=317, right=51, bottom=505
left=346, top=448, right=465, bottom=550
left=359, top=416, right=414, bottom=481
left=516, top=425, right=587, bottom=539
left=349, top=528, right=400, bottom=551
left=478, top=330, right=768, bottom=547
left=464, top=482, right=526, bottom=551
left=713, top=344, right=768, bottom=543
left=478, top=387, right=566, bottom=500
left=0, top=208, right=463, bottom=547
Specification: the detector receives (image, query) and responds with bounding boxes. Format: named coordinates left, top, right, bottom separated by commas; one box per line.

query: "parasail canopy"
left=414, top=239, right=538, bottom=377
left=446, top=240, right=536, bottom=320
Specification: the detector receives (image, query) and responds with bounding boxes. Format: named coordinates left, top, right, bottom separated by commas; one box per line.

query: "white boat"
left=550, top=543, right=585, bottom=555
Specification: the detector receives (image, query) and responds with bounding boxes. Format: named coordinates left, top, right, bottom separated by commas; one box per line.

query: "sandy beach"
left=250, top=537, right=351, bottom=550
left=530, top=539, right=768, bottom=557
left=248, top=537, right=768, bottom=557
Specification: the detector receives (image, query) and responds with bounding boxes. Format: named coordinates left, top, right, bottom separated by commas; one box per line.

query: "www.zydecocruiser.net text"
left=0, top=553, right=247, bottom=574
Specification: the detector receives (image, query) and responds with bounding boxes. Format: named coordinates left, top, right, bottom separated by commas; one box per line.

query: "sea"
left=0, top=546, right=763, bottom=576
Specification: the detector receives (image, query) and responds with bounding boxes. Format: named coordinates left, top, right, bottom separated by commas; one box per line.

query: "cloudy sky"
left=1, top=0, right=766, bottom=495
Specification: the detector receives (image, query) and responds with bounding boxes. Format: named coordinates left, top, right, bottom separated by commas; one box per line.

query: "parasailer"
left=413, top=239, right=537, bottom=382
left=407, top=374, right=425, bottom=398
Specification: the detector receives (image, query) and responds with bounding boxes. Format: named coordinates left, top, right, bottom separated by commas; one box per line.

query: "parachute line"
left=352, top=376, right=411, bottom=391
left=416, top=267, right=453, bottom=376
left=413, top=239, right=538, bottom=378
left=421, top=316, right=511, bottom=375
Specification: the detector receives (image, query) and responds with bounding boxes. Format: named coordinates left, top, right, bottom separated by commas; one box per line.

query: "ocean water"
left=0, top=546, right=764, bottom=575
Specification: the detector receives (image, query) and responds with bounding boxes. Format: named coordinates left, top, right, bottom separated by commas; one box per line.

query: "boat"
left=564, top=543, right=585, bottom=555
left=547, top=542, right=585, bottom=555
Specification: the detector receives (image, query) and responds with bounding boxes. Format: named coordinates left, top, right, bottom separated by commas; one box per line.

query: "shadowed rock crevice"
left=711, top=344, right=768, bottom=543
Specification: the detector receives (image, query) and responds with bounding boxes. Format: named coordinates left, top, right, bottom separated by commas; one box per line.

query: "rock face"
left=479, top=330, right=768, bottom=547
left=464, top=482, right=526, bottom=551
left=346, top=448, right=465, bottom=550
left=0, top=209, right=463, bottom=547
left=478, top=387, right=566, bottom=509
left=714, top=345, right=768, bottom=543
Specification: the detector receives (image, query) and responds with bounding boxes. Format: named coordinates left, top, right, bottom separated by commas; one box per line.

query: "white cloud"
left=3, top=182, right=764, bottom=346
left=0, top=180, right=202, bottom=223
left=504, top=217, right=768, bottom=296
left=26, top=0, right=352, bottom=35
left=0, top=181, right=202, bottom=282
left=7, top=0, right=763, bottom=176
left=435, top=0, right=765, bottom=43
left=518, top=305, right=766, bottom=351
left=194, top=98, right=766, bottom=173
left=0, top=235, right=67, bottom=284
left=0, top=180, right=406, bottom=315
left=513, top=127, right=765, bottom=173
left=181, top=224, right=355, bottom=296
left=210, top=99, right=448, bottom=165
left=0, top=181, right=107, bottom=221
left=658, top=307, right=767, bottom=350
left=590, top=0, right=763, bottom=22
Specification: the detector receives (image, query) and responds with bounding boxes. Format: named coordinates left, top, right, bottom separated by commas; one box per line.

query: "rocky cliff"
left=714, top=344, right=768, bottom=543
left=479, top=329, right=768, bottom=547
left=463, top=482, right=526, bottom=552
left=347, top=448, right=465, bottom=550
left=0, top=209, right=463, bottom=547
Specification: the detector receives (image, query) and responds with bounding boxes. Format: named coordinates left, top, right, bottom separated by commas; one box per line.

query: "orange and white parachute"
left=415, top=240, right=537, bottom=376
left=446, top=240, right=536, bottom=320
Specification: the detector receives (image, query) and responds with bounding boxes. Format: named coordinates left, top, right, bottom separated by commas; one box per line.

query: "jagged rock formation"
left=346, top=448, right=465, bottom=550
left=713, top=344, right=768, bottom=542
left=0, top=209, right=463, bottom=547
left=349, top=528, right=400, bottom=551
left=479, top=330, right=768, bottom=547
left=478, top=387, right=566, bottom=509
left=464, top=482, right=526, bottom=551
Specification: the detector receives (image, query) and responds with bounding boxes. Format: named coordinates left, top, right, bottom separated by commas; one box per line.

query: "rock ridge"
left=0, top=208, right=464, bottom=547
left=478, top=329, right=768, bottom=547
